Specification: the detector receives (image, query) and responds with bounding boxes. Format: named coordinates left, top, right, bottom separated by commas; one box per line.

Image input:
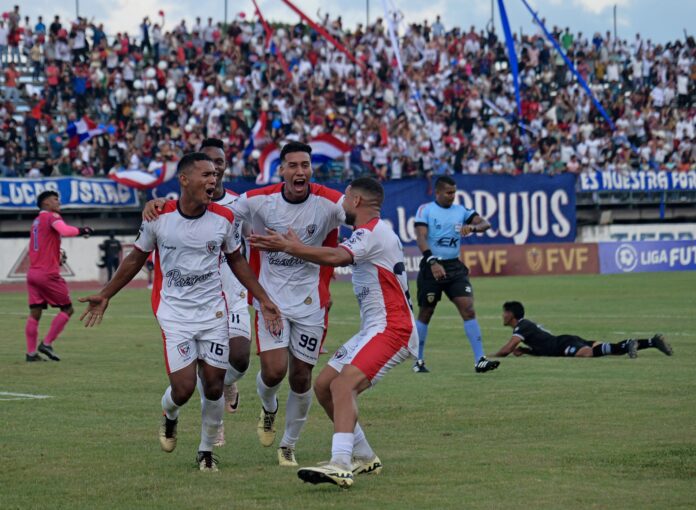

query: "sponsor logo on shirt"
left=267, top=252, right=305, bottom=267
left=356, top=286, right=370, bottom=303
left=346, top=230, right=365, bottom=245
left=165, top=269, right=215, bottom=287
left=161, top=244, right=177, bottom=251
left=436, top=237, right=459, bottom=247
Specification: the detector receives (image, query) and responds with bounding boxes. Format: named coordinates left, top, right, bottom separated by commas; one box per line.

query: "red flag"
left=279, top=0, right=363, bottom=70
left=252, top=0, right=292, bottom=79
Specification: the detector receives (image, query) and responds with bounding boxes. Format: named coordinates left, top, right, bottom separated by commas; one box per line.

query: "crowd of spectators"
left=0, top=3, right=694, bottom=182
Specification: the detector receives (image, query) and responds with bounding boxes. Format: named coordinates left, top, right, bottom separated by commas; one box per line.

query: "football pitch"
left=1, top=272, right=695, bottom=509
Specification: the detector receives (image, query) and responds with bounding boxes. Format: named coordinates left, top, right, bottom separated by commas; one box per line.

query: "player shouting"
left=80, top=153, right=281, bottom=471
left=143, top=141, right=343, bottom=467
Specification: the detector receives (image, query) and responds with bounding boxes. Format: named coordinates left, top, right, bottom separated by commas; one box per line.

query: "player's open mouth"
left=292, top=177, right=306, bottom=192
left=205, top=187, right=215, bottom=199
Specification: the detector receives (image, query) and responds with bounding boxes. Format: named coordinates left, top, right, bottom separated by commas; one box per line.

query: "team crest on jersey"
left=304, top=296, right=313, bottom=305
left=177, top=342, right=191, bottom=357
left=426, top=292, right=436, bottom=303
left=333, top=346, right=348, bottom=361
left=207, top=241, right=218, bottom=254
left=526, top=248, right=543, bottom=273
left=306, top=224, right=317, bottom=236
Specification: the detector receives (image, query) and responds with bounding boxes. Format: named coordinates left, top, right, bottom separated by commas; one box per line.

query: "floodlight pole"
left=613, top=4, right=617, bottom=42
left=491, top=0, right=494, bottom=30
left=224, top=0, right=228, bottom=26
left=366, top=0, right=370, bottom=28
left=75, top=0, right=79, bottom=18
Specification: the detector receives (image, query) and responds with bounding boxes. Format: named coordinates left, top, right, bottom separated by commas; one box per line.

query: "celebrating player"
left=494, top=301, right=673, bottom=358
left=251, top=177, right=417, bottom=489
left=145, top=138, right=250, bottom=443
left=79, top=153, right=281, bottom=472
left=413, top=176, right=499, bottom=373
left=25, top=190, right=93, bottom=362
left=143, top=141, right=343, bottom=467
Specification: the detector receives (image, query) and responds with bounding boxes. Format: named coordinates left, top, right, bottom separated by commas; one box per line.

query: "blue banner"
left=579, top=170, right=696, bottom=192
left=0, top=177, right=140, bottom=210
left=599, top=241, right=696, bottom=274
left=151, top=174, right=576, bottom=245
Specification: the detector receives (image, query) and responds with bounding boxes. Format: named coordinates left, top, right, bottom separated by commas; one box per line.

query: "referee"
left=413, top=176, right=500, bottom=374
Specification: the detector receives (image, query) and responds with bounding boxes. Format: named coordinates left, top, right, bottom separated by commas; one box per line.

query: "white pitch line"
left=0, top=391, right=52, bottom=401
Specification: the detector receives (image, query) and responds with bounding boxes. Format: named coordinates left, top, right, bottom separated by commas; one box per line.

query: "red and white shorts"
left=27, top=269, right=71, bottom=308
left=328, top=324, right=416, bottom=385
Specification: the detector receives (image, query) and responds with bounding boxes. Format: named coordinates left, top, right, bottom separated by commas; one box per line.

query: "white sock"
left=224, top=365, right=246, bottom=386
left=331, top=432, right=354, bottom=468
left=353, top=423, right=375, bottom=459
left=199, top=395, right=224, bottom=452
left=161, top=386, right=180, bottom=420
left=256, top=371, right=280, bottom=413
left=279, top=389, right=313, bottom=448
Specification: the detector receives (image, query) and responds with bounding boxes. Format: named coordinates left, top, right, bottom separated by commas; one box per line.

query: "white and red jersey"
left=339, top=218, right=417, bottom=351
left=212, top=189, right=248, bottom=305
left=231, top=183, right=344, bottom=319
left=135, top=201, right=240, bottom=325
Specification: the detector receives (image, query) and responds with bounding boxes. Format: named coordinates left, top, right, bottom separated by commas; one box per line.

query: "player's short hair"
left=435, top=176, right=457, bottom=190
left=349, top=177, right=384, bottom=207
left=177, top=152, right=213, bottom=174
left=37, top=190, right=59, bottom=208
left=280, top=141, right=312, bottom=162
left=503, top=301, right=525, bottom=320
left=200, top=138, right=224, bottom=151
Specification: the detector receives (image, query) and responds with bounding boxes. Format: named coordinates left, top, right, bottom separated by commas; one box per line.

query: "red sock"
left=25, top=316, right=39, bottom=354
left=44, top=311, right=71, bottom=345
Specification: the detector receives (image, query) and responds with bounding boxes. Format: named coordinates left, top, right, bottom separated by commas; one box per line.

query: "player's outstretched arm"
left=78, top=248, right=150, bottom=327
left=225, top=250, right=283, bottom=336
left=492, top=336, right=523, bottom=357
left=250, top=228, right=353, bottom=267
left=142, top=198, right=168, bottom=222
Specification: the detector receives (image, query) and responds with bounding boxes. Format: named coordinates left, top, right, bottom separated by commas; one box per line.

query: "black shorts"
left=556, top=335, right=593, bottom=357
left=417, top=258, right=473, bottom=308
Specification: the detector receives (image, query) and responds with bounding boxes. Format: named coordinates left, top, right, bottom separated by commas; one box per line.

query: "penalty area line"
left=0, top=391, right=53, bottom=401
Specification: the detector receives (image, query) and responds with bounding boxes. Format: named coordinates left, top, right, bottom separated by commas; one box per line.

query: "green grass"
left=1, top=273, right=695, bottom=509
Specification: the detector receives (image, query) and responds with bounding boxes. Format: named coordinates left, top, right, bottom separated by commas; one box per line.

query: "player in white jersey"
left=144, top=141, right=343, bottom=467
left=79, top=153, right=281, bottom=472
left=251, top=178, right=417, bottom=488
left=145, top=139, right=252, bottom=447
left=233, top=141, right=344, bottom=467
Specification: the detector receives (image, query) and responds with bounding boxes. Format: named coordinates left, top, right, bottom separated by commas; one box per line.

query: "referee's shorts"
left=416, top=258, right=473, bottom=308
